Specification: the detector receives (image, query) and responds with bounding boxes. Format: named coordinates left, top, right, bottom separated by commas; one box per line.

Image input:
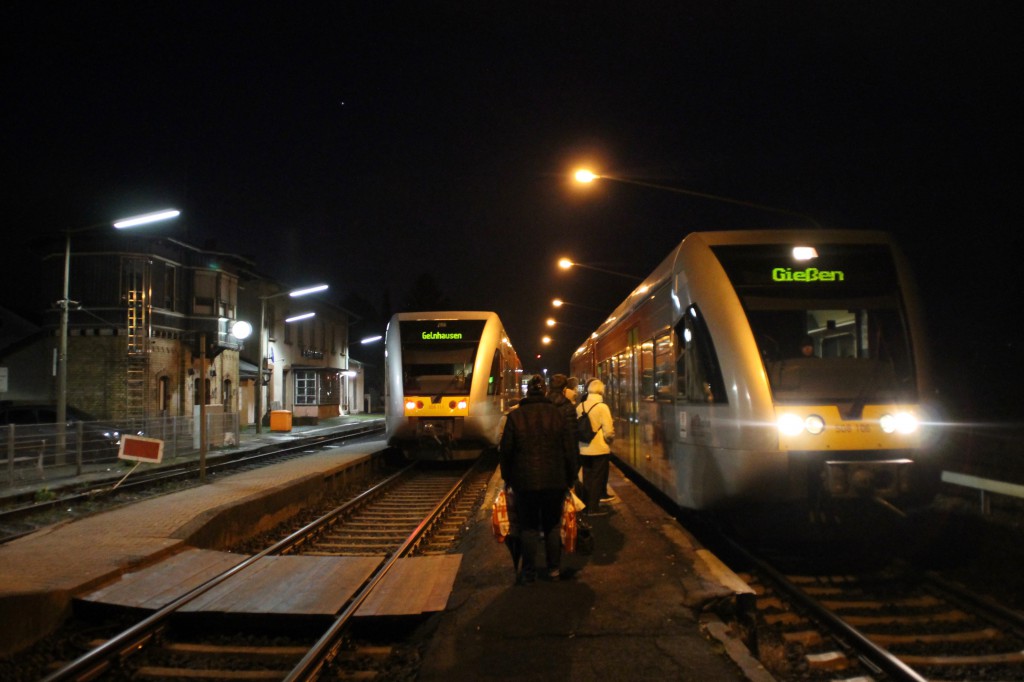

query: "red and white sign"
left=119, top=435, right=164, bottom=463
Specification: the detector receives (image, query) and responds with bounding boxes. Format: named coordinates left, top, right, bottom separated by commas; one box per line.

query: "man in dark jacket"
left=547, top=373, right=581, bottom=486
left=500, top=374, right=576, bottom=582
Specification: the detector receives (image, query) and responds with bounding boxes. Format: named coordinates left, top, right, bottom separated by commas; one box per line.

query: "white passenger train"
left=569, top=229, right=937, bottom=515
left=385, top=311, right=522, bottom=460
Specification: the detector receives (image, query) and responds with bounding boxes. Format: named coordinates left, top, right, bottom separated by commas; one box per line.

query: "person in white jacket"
left=577, top=379, right=615, bottom=517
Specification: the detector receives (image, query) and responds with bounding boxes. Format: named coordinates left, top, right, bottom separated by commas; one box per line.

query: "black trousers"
left=515, top=488, right=565, bottom=574
left=580, top=453, right=610, bottom=514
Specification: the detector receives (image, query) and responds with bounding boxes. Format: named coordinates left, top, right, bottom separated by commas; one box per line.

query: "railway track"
left=731, top=542, right=1024, bottom=681
left=39, top=459, right=492, bottom=681
left=0, top=420, right=385, bottom=543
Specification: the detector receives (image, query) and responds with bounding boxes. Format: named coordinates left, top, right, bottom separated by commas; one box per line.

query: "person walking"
left=577, top=378, right=615, bottom=516
left=548, top=373, right=583, bottom=495
left=547, top=374, right=578, bottom=443
left=564, top=376, right=580, bottom=406
left=499, top=375, right=577, bottom=583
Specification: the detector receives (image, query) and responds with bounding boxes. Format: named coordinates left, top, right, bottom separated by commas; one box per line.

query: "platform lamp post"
left=56, top=209, right=180, bottom=457
left=552, top=297, right=610, bottom=316
left=573, top=168, right=822, bottom=228
left=556, top=257, right=640, bottom=282
left=545, top=317, right=591, bottom=332
left=254, top=284, right=328, bottom=433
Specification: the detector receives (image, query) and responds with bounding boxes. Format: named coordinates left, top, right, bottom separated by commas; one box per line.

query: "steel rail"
left=723, top=537, right=929, bottom=682
left=284, top=459, right=487, bottom=681
left=41, top=462, right=414, bottom=682
left=925, top=571, right=1024, bottom=635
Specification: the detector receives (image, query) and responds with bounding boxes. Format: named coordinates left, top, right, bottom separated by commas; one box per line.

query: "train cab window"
left=488, top=349, right=501, bottom=395
left=674, top=305, right=727, bottom=404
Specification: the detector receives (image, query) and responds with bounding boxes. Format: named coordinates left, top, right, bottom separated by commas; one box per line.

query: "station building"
left=0, top=231, right=363, bottom=427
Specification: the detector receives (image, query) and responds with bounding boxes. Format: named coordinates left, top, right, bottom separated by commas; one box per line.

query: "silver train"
left=569, top=229, right=937, bottom=514
left=385, top=311, right=523, bottom=460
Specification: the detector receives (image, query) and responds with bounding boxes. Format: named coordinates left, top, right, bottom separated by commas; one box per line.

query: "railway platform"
left=416, top=464, right=770, bottom=682
left=0, top=417, right=772, bottom=681
left=0, top=418, right=382, bottom=655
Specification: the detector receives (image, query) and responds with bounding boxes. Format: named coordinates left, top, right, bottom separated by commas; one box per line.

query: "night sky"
left=2, top=3, right=1021, bottom=417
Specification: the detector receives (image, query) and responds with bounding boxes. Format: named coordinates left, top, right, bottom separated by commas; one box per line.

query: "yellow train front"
left=384, top=311, right=522, bottom=460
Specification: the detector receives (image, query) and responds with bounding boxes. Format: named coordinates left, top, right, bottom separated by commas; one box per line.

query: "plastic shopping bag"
left=560, top=492, right=578, bottom=553
left=491, top=485, right=517, bottom=542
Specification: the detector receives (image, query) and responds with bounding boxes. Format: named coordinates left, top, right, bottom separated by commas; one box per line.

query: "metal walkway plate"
left=355, top=554, right=462, bottom=617
left=78, top=548, right=461, bottom=617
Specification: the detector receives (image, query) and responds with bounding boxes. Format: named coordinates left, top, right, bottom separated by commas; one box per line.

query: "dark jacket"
left=547, top=389, right=580, bottom=455
left=499, top=395, right=576, bottom=492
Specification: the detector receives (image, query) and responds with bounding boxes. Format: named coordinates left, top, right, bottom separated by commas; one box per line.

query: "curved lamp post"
left=557, top=257, right=640, bottom=282
left=573, top=168, right=821, bottom=228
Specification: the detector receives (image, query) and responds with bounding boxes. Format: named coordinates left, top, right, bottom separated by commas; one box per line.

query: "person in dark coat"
left=499, top=374, right=576, bottom=582
left=548, top=372, right=582, bottom=486
left=547, top=374, right=578, bottom=428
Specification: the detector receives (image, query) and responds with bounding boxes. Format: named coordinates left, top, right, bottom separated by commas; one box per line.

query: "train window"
left=674, top=306, right=727, bottom=404
left=640, top=340, right=655, bottom=400
left=614, top=352, right=628, bottom=416
left=488, top=349, right=501, bottom=395
left=747, top=305, right=915, bottom=403
left=654, top=332, right=673, bottom=401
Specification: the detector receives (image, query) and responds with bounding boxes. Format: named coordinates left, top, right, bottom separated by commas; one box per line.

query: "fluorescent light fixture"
left=361, top=335, right=383, bottom=344
left=289, top=284, right=329, bottom=298
left=285, top=312, right=315, bottom=323
left=113, top=209, right=181, bottom=229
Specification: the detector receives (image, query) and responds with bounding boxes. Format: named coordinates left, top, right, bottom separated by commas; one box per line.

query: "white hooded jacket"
left=577, top=379, right=614, bottom=455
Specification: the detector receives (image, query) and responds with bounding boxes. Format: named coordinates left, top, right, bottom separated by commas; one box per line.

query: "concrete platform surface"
left=0, top=441, right=380, bottom=654
left=417, top=466, right=773, bottom=681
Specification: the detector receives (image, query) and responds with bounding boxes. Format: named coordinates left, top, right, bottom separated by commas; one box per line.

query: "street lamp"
left=255, top=283, right=328, bottom=433
left=573, top=168, right=822, bottom=228
left=56, top=208, right=180, bottom=454
left=557, top=257, right=640, bottom=281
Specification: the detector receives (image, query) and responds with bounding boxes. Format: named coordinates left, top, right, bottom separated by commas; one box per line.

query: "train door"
left=616, top=328, right=641, bottom=468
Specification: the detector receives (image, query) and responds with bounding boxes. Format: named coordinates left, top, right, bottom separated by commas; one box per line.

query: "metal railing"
left=3, top=412, right=241, bottom=488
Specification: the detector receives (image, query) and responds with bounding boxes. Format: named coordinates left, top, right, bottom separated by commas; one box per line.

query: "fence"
left=3, top=412, right=241, bottom=488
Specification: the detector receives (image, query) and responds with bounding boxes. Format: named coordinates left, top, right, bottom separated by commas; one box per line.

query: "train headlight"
left=457, top=400, right=468, bottom=410
left=778, top=413, right=826, bottom=436
left=405, top=400, right=423, bottom=411
left=777, top=413, right=805, bottom=436
left=804, top=415, right=826, bottom=435
left=880, top=412, right=918, bottom=434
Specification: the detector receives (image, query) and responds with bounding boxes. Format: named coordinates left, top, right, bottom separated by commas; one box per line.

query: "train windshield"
left=712, top=243, right=917, bottom=404
left=398, top=319, right=487, bottom=395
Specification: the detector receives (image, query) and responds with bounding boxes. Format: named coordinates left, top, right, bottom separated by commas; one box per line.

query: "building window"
left=159, top=376, right=171, bottom=413
left=193, top=271, right=216, bottom=315
left=295, top=370, right=317, bottom=405
left=217, top=273, right=236, bottom=318
left=164, top=265, right=177, bottom=310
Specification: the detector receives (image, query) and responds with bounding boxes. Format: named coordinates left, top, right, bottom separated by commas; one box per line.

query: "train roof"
left=575, top=228, right=901, bottom=356
left=389, top=311, right=501, bottom=322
